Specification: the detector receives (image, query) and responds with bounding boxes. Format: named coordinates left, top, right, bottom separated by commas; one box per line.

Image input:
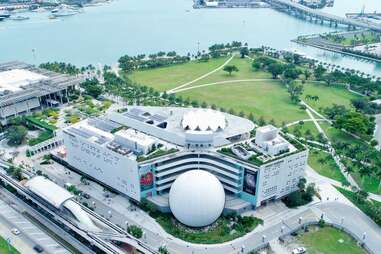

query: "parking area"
left=0, top=199, right=71, bottom=254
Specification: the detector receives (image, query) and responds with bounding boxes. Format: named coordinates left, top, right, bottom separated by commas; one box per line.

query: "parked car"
left=292, top=247, right=306, bottom=254
left=11, top=228, right=20, bottom=235
left=33, top=244, right=44, bottom=253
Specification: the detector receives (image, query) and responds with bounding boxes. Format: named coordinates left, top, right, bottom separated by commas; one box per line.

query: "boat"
left=51, top=5, right=80, bottom=17
left=0, top=11, right=11, bottom=18
left=0, top=17, right=4, bottom=22
left=10, top=15, right=29, bottom=21
left=52, top=9, right=78, bottom=17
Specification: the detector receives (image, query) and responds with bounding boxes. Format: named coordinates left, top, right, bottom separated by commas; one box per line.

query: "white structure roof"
left=25, top=176, right=73, bottom=209
left=0, top=69, right=47, bottom=93
left=115, top=128, right=156, bottom=147
left=25, top=177, right=100, bottom=232
left=169, top=170, right=225, bottom=227
left=182, top=109, right=226, bottom=132
left=63, top=200, right=100, bottom=232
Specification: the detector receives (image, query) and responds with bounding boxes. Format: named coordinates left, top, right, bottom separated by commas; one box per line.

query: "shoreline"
left=293, top=39, right=381, bottom=63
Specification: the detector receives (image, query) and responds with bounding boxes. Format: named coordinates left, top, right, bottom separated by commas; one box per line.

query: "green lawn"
left=308, top=150, right=349, bottom=185
left=297, top=226, right=366, bottom=254
left=351, top=171, right=381, bottom=195
left=0, top=236, right=20, bottom=254
left=288, top=121, right=321, bottom=140
left=128, top=57, right=229, bottom=91
left=128, top=56, right=359, bottom=126
left=187, top=56, right=272, bottom=87
left=178, top=81, right=308, bottom=125
left=320, top=123, right=361, bottom=145
left=302, top=82, right=360, bottom=113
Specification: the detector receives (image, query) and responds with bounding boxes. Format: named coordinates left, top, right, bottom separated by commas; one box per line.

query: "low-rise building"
left=0, top=61, right=83, bottom=124
left=57, top=106, right=308, bottom=224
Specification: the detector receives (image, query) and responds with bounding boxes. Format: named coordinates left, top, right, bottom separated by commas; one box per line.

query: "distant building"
left=0, top=61, right=83, bottom=124
left=57, top=107, right=308, bottom=226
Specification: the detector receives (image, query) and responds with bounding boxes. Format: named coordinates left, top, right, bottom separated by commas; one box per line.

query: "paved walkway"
left=301, top=101, right=359, bottom=189
left=172, top=78, right=277, bottom=93
left=168, top=54, right=235, bottom=94
left=34, top=158, right=381, bottom=254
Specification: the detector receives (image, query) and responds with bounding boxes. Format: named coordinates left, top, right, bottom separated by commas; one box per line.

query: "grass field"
left=308, top=150, right=349, bottom=185
left=128, top=57, right=229, bottom=91
left=288, top=121, right=321, bottom=139
left=186, top=57, right=272, bottom=87
left=320, top=123, right=361, bottom=145
left=178, top=81, right=308, bottom=125
left=296, top=226, right=366, bottom=254
left=128, top=56, right=358, bottom=125
left=302, top=83, right=360, bottom=113
left=351, top=172, right=381, bottom=195
left=0, top=236, right=20, bottom=254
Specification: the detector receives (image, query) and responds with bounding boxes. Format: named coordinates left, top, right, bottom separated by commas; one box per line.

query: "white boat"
left=52, top=10, right=78, bottom=17
left=10, top=15, right=29, bottom=21
left=51, top=5, right=80, bottom=17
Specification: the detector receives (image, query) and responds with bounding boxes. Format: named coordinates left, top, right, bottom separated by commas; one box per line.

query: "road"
left=0, top=197, right=71, bottom=254
left=34, top=159, right=381, bottom=254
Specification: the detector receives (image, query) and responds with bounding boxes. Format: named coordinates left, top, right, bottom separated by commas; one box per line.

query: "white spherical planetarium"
left=169, top=170, right=225, bottom=227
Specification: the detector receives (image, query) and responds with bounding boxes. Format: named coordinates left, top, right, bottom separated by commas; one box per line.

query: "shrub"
left=127, top=225, right=143, bottom=239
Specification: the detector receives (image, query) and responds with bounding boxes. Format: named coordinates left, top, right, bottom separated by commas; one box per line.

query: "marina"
left=0, top=0, right=380, bottom=76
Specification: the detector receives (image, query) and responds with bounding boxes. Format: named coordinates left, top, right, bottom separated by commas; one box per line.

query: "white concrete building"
left=0, top=61, right=83, bottom=123
left=58, top=107, right=308, bottom=226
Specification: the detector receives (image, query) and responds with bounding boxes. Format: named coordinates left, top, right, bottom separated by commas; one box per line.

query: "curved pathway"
left=172, top=78, right=276, bottom=93
left=167, top=54, right=235, bottom=94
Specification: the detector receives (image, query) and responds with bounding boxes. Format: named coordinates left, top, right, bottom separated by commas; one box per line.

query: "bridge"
left=264, top=0, right=381, bottom=32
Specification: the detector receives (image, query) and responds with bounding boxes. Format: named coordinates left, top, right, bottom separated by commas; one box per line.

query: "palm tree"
left=359, top=166, right=372, bottom=186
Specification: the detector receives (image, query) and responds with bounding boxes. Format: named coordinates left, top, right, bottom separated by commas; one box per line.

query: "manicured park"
left=308, top=150, right=348, bottom=185
left=128, top=57, right=229, bottom=91
left=296, top=226, right=366, bottom=254
left=128, top=55, right=359, bottom=126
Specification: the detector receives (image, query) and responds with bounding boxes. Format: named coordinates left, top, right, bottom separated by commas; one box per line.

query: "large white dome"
left=182, top=109, right=226, bottom=132
left=169, top=170, right=225, bottom=227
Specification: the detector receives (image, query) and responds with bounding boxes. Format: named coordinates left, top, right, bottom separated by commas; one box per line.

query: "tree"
left=80, top=78, right=103, bottom=98
left=283, top=65, right=301, bottom=80
left=240, top=47, right=249, bottom=58
left=223, top=65, right=239, bottom=76
left=118, top=55, right=135, bottom=72
left=314, top=65, right=326, bottom=80
left=287, top=82, right=304, bottom=103
left=268, top=63, right=284, bottom=79
left=6, top=125, right=27, bottom=146
left=335, top=111, right=374, bottom=137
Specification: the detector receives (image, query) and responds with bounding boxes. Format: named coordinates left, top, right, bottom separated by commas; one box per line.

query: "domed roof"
left=182, top=109, right=226, bottom=132
left=169, top=170, right=225, bottom=227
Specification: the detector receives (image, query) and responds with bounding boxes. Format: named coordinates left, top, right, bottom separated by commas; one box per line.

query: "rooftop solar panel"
left=88, top=118, right=121, bottom=132
left=68, top=127, right=92, bottom=139
left=129, top=108, right=145, bottom=116
left=126, top=113, right=146, bottom=122
left=150, top=114, right=167, bottom=122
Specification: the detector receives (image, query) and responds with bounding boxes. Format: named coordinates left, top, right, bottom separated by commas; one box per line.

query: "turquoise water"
left=0, top=0, right=380, bottom=76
